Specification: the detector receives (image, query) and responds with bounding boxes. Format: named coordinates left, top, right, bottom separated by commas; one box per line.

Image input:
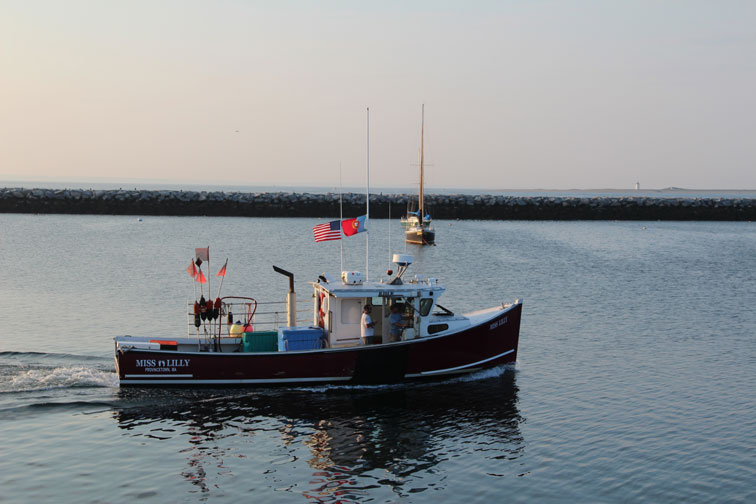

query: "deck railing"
left=186, top=298, right=312, bottom=339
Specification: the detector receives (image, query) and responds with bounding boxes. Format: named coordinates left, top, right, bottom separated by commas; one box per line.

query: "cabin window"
left=419, top=298, right=434, bottom=316
left=427, top=323, right=448, bottom=335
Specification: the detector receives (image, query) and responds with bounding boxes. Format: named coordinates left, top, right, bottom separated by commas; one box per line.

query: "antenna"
left=388, top=200, right=391, bottom=271
left=339, top=163, right=344, bottom=273
left=366, top=107, right=370, bottom=282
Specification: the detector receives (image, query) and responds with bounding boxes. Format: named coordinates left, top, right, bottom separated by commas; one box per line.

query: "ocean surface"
left=1, top=213, right=754, bottom=503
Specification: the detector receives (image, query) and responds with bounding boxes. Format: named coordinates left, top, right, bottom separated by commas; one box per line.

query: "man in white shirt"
left=361, top=304, right=379, bottom=345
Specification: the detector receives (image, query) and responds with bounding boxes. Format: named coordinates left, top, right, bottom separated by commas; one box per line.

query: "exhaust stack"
left=273, top=266, right=296, bottom=327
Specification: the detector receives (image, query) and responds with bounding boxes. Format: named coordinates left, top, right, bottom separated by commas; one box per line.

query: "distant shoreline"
left=1, top=180, right=755, bottom=197
left=492, top=187, right=756, bottom=194
left=1, top=187, right=754, bottom=221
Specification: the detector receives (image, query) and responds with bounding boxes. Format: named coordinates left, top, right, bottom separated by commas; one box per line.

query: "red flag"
left=216, top=259, right=228, bottom=277
left=186, top=260, right=197, bottom=278
left=342, top=215, right=367, bottom=237
left=195, top=269, right=207, bottom=284
left=195, top=247, right=209, bottom=262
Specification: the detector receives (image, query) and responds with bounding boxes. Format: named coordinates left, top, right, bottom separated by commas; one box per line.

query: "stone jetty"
left=1, top=187, right=754, bottom=220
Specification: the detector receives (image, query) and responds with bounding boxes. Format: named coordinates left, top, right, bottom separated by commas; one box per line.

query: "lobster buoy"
left=229, top=321, right=244, bottom=338
left=199, top=295, right=207, bottom=321
left=194, top=313, right=201, bottom=327
left=193, top=301, right=200, bottom=315
left=213, top=297, right=221, bottom=320
left=243, top=323, right=253, bottom=333
left=227, top=311, right=233, bottom=325
left=205, top=298, right=214, bottom=318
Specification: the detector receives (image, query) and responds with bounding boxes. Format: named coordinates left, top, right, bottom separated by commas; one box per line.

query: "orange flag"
left=216, top=259, right=228, bottom=277
left=186, top=260, right=197, bottom=278
left=195, top=270, right=207, bottom=284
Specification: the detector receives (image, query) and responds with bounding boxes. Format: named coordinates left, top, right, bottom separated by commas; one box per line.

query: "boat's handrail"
left=185, top=298, right=311, bottom=337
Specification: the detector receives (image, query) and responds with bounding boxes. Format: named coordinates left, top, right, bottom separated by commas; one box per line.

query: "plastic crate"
left=242, top=331, right=278, bottom=352
left=278, top=327, right=325, bottom=351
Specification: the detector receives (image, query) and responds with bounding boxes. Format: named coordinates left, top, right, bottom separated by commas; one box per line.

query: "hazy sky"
left=1, top=0, right=755, bottom=189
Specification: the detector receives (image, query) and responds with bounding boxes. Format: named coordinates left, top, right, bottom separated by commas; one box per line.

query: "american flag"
left=313, top=220, right=342, bottom=242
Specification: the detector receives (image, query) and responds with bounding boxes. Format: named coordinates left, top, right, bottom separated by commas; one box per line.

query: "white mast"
left=388, top=200, right=391, bottom=269
left=366, top=107, right=370, bottom=282
left=419, top=104, right=424, bottom=223
left=339, top=163, right=344, bottom=274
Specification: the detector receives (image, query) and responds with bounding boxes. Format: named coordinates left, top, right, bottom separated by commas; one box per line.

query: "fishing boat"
left=401, top=104, right=435, bottom=245
left=113, top=254, right=522, bottom=386
left=114, top=110, right=520, bottom=386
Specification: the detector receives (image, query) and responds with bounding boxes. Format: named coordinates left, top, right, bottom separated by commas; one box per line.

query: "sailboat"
left=401, top=104, right=436, bottom=245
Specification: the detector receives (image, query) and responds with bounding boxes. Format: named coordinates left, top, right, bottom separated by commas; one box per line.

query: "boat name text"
left=136, top=359, right=190, bottom=372
left=489, top=317, right=508, bottom=330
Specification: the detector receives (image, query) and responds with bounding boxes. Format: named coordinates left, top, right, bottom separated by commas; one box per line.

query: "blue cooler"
left=278, top=327, right=325, bottom=351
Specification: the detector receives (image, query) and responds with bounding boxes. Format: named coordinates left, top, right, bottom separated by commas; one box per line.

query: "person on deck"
left=388, top=304, right=407, bottom=343
left=361, top=304, right=379, bottom=345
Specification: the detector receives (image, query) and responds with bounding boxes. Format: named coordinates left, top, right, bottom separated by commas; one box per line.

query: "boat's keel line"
left=405, top=349, right=515, bottom=378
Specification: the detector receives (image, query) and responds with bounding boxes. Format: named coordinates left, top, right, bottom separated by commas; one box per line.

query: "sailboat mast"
left=419, top=104, right=424, bottom=222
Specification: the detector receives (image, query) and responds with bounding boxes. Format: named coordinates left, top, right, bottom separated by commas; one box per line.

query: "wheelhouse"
left=312, top=274, right=448, bottom=347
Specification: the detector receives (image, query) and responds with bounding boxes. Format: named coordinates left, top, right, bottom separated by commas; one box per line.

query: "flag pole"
left=216, top=258, right=228, bottom=298
left=339, top=163, right=344, bottom=274
left=366, top=107, right=370, bottom=282
left=198, top=263, right=204, bottom=299
left=192, top=259, right=197, bottom=301
left=206, top=246, right=211, bottom=335
left=388, top=200, right=391, bottom=270
left=190, top=259, right=197, bottom=340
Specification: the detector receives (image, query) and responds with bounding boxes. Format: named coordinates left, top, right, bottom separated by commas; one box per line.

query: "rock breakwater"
left=1, top=187, right=754, bottom=220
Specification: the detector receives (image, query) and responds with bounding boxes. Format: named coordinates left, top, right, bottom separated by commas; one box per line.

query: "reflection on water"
left=112, top=370, right=522, bottom=500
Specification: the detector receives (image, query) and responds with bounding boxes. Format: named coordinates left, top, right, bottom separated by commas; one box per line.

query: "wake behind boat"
left=114, top=253, right=522, bottom=386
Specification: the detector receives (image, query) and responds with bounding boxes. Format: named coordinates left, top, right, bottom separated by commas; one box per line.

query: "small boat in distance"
left=401, top=104, right=436, bottom=245
left=113, top=252, right=522, bottom=386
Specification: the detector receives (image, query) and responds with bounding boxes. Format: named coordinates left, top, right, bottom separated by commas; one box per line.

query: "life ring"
left=317, top=292, right=326, bottom=328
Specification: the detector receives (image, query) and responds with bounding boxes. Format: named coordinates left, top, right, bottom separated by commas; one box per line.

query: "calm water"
left=1, top=214, right=755, bottom=503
